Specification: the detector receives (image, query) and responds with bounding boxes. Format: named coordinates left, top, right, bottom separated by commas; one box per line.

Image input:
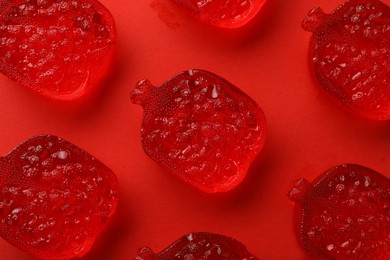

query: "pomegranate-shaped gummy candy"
left=288, top=164, right=390, bottom=259
left=131, top=69, right=266, bottom=193
left=170, top=0, right=266, bottom=28
left=0, top=0, right=116, bottom=101
left=0, top=135, right=119, bottom=259
left=135, top=232, right=258, bottom=259
left=303, top=0, right=390, bottom=120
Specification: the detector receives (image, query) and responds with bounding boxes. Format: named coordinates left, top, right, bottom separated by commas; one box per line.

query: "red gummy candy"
left=0, top=0, right=116, bottom=101
left=303, top=0, right=390, bottom=120
left=0, top=135, right=119, bottom=259
left=288, top=164, right=390, bottom=259
left=130, top=69, right=266, bottom=193
left=135, top=232, right=258, bottom=259
left=170, top=0, right=266, bottom=28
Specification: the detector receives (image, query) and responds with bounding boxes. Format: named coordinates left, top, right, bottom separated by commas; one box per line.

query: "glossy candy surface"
left=170, top=0, right=266, bottom=28
left=0, top=135, right=119, bottom=259
left=303, top=0, right=390, bottom=120
left=0, top=0, right=116, bottom=101
left=135, top=232, right=258, bottom=259
left=288, top=164, right=390, bottom=259
left=131, top=69, right=266, bottom=193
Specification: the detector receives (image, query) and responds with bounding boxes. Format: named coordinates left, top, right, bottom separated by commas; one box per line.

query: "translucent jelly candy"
left=135, top=232, right=258, bottom=259
left=130, top=69, right=266, bottom=193
left=0, top=135, right=119, bottom=259
left=288, top=164, right=390, bottom=259
left=170, top=0, right=266, bottom=28
left=0, top=0, right=116, bottom=101
left=303, top=0, right=390, bottom=120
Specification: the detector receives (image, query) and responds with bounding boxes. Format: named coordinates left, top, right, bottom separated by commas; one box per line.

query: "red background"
left=0, top=0, right=390, bottom=259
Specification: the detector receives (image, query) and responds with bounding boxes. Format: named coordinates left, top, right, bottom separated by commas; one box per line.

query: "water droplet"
left=211, top=85, right=218, bottom=98
left=352, top=91, right=363, bottom=100
left=348, top=199, right=356, bottom=207
left=341, top=241, right=350, bottom=248
left=56, top=150, right=68, bottom=159
left=47, top=218, right=55, bottom=226
left=74, top=232, right=87, bottom=243
left=29, top=155, right=39, bottom=163
left=27, top=213, right=38, bottom=225
left=326, top=244, right=334, bottom=251
left=352, top=72, right=362, bottom=80
left=364, top=176, right=371, bottom=187
left=61, top=204, right=74, bottom=216
left=336, top=183, right=345, bottom=192
left=38, top=224, right=46, bottom=231
left=11, top=208, right=22, bottom=214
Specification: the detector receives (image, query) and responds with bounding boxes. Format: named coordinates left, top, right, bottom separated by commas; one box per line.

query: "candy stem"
left=288, top=178, right=312, bottom=204
left=135, top=247, right=157, bottom=260
left=130, top=79, right=156, bottom=108
left=302, top=7, right=327, bottom=33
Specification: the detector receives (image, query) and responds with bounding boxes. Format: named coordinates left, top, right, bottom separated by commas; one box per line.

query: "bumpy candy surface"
left=303, top=0, right=390, bottom=120
left=288, top=164, right=390, bottom=259
left=135, top=232, right=258, bottom=259
left=170, top=0, right=266, bottom=28
left=130, top=69, right=266, bottom=193
left=0, top=0, right=116, bottom=101
left=0, top=135, right=119, bottom=259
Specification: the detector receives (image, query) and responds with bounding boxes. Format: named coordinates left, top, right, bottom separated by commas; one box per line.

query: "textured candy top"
left=170, top=0, right=265, bottom=28
left=0, top=0, right=116, bottom=100
left=131, top=69, right=266, bottom=193
left=0, top=135, right=119, bottom=259
left=289, top=164, right=390, bottom=259
left=303, top=0, right=390, bottom=119
left=135, top=232, right=258, bottom=259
